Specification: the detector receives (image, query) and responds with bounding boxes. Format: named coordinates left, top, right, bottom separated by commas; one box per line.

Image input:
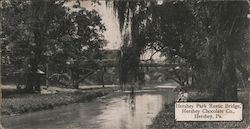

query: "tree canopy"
left=1, top=0, right=106, bottom=91
left=112, top=0, right=249, bottom=100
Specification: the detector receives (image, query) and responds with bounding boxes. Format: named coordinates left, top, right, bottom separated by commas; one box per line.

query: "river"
left=2, top=89, right=175, bottom=129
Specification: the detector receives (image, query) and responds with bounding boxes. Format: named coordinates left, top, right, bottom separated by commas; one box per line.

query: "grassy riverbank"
left=149, top=90, right=249, bottom=129
left=1, top=88, right=113, bottom=115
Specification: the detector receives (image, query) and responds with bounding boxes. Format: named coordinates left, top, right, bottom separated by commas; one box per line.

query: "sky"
left=81, top=1, right=122, bottom=50
left=78, top=1, right=164, bottom=61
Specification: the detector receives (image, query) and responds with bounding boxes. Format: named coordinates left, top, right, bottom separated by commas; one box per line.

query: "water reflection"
left=2, top=90, right=175, bottom=129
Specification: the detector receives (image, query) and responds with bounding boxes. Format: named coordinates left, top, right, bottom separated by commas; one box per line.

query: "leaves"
left=113, top=0, right=249, bottom=97
left=2, top=0, right=106, bottom=87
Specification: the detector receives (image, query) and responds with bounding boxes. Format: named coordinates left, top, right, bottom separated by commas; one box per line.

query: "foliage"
left=113, top=0, right=249, bottom=100
left=111, top=1, right=154, bottom=85
left=1, top=0, right=106, bottom=90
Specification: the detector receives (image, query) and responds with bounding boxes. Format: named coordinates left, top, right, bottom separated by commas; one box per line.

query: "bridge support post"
left=101, top=66, right=105, bottom=88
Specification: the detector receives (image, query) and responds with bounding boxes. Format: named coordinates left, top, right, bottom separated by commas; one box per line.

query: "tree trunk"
left=24, top=0, right=48, bottom=93
left=24, top=57, right=41, bottom=93
left=25, top=72, right=35, bottom=93
left=72, top=71, right=80, bottom=89
left=203, top=1, right=248, bottom=101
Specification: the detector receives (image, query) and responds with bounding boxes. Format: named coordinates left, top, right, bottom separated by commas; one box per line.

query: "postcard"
left=1, top=0, right=249, bottom=129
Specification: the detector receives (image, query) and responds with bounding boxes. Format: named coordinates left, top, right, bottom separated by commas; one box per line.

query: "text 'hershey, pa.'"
left=175, top=102, right=242, bottom=121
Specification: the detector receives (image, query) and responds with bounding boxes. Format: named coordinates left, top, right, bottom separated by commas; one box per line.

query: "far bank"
left=1, top=86, right=114, bottom=116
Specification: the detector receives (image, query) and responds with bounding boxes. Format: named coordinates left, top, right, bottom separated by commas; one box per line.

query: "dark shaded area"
left=113, top=0, right=249, bottom=101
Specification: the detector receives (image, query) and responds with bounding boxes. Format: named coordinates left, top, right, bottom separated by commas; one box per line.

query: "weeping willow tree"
left=110, top=1, right=155, bottom=88
left=110, top=0, right=249, bottom=100
left=110, top=0, right=203, bottom=88
left=194, top=1, right=249, bottom=101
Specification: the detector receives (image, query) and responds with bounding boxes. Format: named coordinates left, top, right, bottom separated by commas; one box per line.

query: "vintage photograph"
left=0, top=0, right=250, bottom=129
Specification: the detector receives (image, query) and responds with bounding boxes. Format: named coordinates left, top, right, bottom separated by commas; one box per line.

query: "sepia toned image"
left=0, top=0, right=250, bottom=129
